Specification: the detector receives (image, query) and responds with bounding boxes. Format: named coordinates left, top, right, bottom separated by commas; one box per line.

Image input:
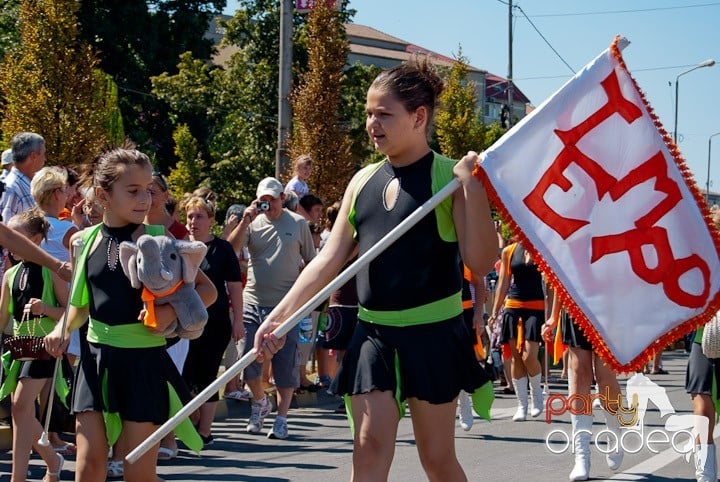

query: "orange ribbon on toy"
left=141, top=281, right=183, bottom=328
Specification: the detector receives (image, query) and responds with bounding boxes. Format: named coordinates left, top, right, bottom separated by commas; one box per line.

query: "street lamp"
left=707, top=132, right=720, bottom=204
left=674, top=59, right=716, bottom=144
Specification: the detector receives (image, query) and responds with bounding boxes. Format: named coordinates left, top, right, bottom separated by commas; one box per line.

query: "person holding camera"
left=232, top=177, right=316, bottom=439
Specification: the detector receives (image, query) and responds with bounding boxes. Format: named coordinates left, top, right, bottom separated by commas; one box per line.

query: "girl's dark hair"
left=8, top=208, right=50, bottom=241
left=80, top=140, right=151, bottom=192
left=325, top=201, right=341, bottom=230
left=370, top=57, right=444, bottom=133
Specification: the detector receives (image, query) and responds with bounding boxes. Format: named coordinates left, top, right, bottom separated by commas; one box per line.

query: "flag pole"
left=126, top=178, right=461, bottom=464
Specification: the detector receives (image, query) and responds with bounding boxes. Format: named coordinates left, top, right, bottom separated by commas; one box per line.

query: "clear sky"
left=224, top=1, right=720, bottom=192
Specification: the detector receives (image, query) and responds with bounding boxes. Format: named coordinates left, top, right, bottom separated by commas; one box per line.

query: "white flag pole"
left=126, top=178, right=461, bottom=463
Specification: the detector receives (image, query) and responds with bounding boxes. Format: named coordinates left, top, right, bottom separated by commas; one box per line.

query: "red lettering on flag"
left=524, top=71, right=642, bottom=239
left=523, top=70, right=711, bottom=308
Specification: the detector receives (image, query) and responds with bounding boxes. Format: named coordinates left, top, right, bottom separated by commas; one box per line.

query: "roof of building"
left=345, top=23, right=408, bottom=47
left=484, top=73, right=531, bottom=105
left=346, top=23, right=485, bottom=74
left=208, top=18, right=531, bottom=105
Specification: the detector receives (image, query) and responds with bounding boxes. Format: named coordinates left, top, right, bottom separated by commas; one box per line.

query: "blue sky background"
left=224, top=1, right=720, bottom=192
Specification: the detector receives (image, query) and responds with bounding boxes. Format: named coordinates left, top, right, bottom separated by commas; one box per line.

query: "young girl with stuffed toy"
left=44, top=146, right=217, bottom=482
left=0, top=209, right=69, bottom=482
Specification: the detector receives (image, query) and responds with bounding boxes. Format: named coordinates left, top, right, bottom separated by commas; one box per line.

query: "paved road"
left=0, top=349, right=708, bottom=481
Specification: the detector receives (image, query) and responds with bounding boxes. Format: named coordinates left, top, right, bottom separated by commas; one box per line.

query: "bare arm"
left=542, top=290, right=561, bottom=343
left=226, top=202, right=261, bottom=253
left=491, top=246, right=512, bottom=322
left=453, top=152, right=497, bottom=279
left=227, top=280, right=245, bottom=341
left=0, top=224, right=69, bottom=281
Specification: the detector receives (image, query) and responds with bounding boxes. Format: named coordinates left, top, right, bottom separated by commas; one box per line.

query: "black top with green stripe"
left=351, top=151, right=461, bottom=312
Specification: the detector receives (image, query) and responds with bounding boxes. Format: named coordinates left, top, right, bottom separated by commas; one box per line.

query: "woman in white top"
left=30, top=167, right=78, bottom=262
left=30, top=166, right=80, bottom=456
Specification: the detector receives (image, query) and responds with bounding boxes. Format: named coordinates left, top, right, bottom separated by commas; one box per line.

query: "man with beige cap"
left=234, top=177, right=315, bottom=440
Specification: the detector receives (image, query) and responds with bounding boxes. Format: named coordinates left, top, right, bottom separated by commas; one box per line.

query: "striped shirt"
left=0, top=168, right=35, bottom=222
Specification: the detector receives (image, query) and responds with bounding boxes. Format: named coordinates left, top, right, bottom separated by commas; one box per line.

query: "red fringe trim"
left=473, top=35, right=720, bottom=373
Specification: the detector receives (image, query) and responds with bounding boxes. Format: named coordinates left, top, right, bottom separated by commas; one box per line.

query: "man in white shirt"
left=0, top=132, right=46, bottom=222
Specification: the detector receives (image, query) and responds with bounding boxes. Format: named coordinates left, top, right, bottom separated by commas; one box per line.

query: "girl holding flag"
left=252, top=58, right=497, bottom=481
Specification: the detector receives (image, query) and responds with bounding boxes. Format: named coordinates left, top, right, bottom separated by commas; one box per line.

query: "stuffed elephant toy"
left=119, top=234, right=208, bottom=339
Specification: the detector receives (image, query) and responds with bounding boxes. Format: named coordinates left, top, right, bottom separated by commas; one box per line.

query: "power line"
left=515, top=63, right=704, bottom=81
left=527, top=2, right=720, bottom=18
left=513, top=4, right=576, bottom=74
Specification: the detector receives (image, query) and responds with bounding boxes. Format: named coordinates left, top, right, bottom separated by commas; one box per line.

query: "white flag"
left=478, top=36, right=720, bottom=370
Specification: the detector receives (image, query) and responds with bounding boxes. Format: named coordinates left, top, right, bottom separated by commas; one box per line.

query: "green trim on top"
left=348, top=161, right=384, bottom=238
left=431, top=152, right=458, bottom=242
left=358, top=291, right=462, bottom=327
left=6, top=263, right=59, bottom=336
left=347, top=152, right=458, bottom=242
left=70, top=224, right=102, bottom=308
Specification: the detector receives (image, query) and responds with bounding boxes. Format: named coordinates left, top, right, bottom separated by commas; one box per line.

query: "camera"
left=257, top=201, right=270, bottom=212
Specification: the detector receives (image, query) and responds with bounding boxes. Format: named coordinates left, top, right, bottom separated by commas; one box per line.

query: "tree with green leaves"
left=0, top=0, right=20, bottom=63
left=484, top=121, right=507, bottom=150
left=0, top=0, right=110, bottom=166
left=167, top=124, right=206, bottom=200
left=289, top=1, right=353, bottom=204
left=76, top=0, right=225, bottom=164
left=152, top=1, right=361, bottom=209
left=435, top=49, right=485, bottom=159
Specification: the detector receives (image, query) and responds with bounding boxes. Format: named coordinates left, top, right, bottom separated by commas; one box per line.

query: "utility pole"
left=275, top=0, right=293, bottom=178
left=507, top=0, right=514, bottom=129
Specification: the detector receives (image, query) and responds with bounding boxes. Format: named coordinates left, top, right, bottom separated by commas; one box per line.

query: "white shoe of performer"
left=457, top=390, right=473, bottom=431
left=695, top=443, right=717, bottom=482
left=512, top=377, right=528, bottom=422
left=604, top=410, right=624, bottom=471
left=529, top=373, right=544, bottom=418
left=569, top=414, right=593, bottom=481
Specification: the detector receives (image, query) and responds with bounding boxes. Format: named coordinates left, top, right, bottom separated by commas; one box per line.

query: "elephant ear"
left=176, top=240, right=208, bottom=283
left=119, top=241, right=141, bottom=288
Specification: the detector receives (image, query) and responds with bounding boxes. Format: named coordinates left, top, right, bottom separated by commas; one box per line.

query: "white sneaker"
left=268, top=417, right=289, bottom=439
left=247, top=396, right=271, bottom=434
left=457, top=391, right=473, bottom=431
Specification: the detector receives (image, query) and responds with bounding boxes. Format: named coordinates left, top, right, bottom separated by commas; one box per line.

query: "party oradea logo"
left=544, top=373, right=710, bottom=465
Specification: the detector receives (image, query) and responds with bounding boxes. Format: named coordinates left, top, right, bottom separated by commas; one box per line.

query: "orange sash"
left=141, top=281, right=183, bottom=328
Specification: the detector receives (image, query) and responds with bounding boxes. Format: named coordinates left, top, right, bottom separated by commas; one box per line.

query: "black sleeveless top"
left=353, top=151, right=460, bottom=311
left=11, top=262, right=43, bottom=323
left=87, top=223, right=144, bottom=326
left=507, top=244, right=544, bottom=302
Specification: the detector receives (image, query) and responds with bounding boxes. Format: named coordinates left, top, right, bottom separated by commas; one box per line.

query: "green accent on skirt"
left=100, top=368, right=202, bottom=452
left=87, top=318, right=166, bottom=349
left=0, top=351, right=70, bottom=407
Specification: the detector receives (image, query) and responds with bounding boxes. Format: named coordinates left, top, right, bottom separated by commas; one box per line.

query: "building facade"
left=207, top=16, right=532, bottom=126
